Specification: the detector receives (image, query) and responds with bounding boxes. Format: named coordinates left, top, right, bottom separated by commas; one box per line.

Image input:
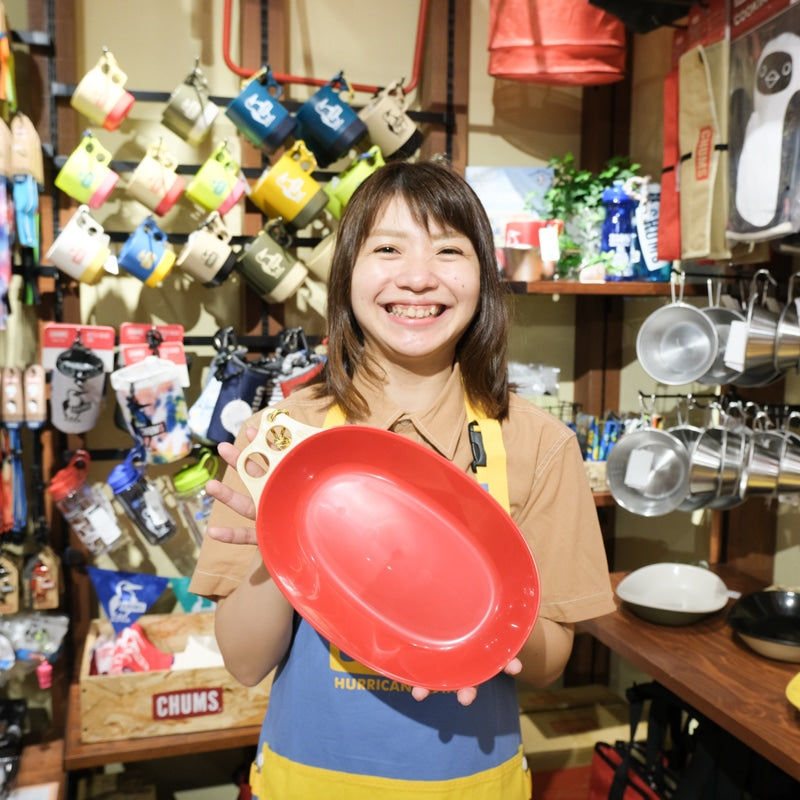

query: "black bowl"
left=727, top=590, right=800, bottom=662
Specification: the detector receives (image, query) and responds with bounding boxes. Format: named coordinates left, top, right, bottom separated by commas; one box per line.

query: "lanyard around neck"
left=322, top=398, right=510, bottom=513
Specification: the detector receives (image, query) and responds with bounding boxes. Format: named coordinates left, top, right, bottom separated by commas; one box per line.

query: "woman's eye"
left=439, top=246, right=464, bottom=255
left=375, top=245, right=399, bottom=254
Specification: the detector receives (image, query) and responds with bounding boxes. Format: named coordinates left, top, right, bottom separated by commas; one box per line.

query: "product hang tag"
left=0, top=118, right=10, bottom=178
left=0, top=551, right=20, bottom=615
left=624, top=447, right=654, bottom=490
left=10, top=113, right=44, bottom=187
left=24, top=545, right=61, bottom=611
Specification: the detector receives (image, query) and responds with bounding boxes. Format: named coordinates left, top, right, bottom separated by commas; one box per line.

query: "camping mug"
left=70, top=48, right=135, bottom=131
left=236, top=219, right=309, bottom=303
left=126, top=140, right=185, bottom=215
left=161, top=61, right=219, bottom=146
left=294, top=71, right=368, bottom=167
left=250, top=140, right=328, bottom=229
left=324, top=145, right=385, bottom=219
left=176, top=211, right=238, bottom=287
left=54, top=131, right=120, bottom=209
left=305, top=230, right=336, bottom=282
left=45, top=205, right=112, bottom=285
left=185, top=140, right=247, bottom=215
left=358, top=79, right=422, bottom=160
left=110, top=355, right=193, bottom=464
left=117, top=217, right=176, bottom=287
left=225, top=66, right=297, bottom=153
left=50, top=341, right=106, bottom=435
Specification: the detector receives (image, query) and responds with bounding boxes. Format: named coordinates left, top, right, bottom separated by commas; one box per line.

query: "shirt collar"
left=351, top=364, right=466, bottom=460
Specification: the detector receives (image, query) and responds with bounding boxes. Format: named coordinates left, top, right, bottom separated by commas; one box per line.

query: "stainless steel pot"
left=698, top=279, right=745, bottom=386
left=606, top=428, right=691, bottom=516
left=636, top=275, right=719, bottom=386
left=668, top=424, right=719, bottom=511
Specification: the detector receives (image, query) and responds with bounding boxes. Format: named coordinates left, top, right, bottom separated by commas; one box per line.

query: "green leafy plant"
left=542, top=153, right=640, bottom=277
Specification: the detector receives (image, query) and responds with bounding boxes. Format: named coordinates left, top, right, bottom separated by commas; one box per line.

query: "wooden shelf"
left=18, top=738, right=66, bottom=797
left=592, top=491, right=616, bottom=507
left=578, top=566, right=800, bottom=783
left=507, top=279, right=705, bottom=296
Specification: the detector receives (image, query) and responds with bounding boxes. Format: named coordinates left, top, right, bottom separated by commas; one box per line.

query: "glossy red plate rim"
left=255, top=426, right=540, bottom=690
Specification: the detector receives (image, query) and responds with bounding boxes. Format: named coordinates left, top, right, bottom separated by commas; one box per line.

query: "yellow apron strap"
left=323, top=404, right=347, bottom=428
left=322, top=399, right=510, bottom=513
left=465, top=398, right=510, bottom=513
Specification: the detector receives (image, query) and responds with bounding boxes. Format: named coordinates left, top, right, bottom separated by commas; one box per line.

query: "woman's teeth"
left=387, top=304, right=442, bottom=319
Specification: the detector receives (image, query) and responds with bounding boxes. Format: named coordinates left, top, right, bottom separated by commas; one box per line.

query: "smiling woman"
left=189, top=160, right=615, bottom=800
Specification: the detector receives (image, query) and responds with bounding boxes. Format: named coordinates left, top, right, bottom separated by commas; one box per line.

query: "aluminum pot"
left=636, top=275, right=718, bottom=386
left=739, top=427, right=783, bottom=499
left=668, top=424, right=719, bottom=511
left=774, top=271, right=800, bottom=371
left=606, top=428, right=691, bottom=516
left=707, top=427, right=748, bottom=510
left=698, top=279, right=745, bottom=386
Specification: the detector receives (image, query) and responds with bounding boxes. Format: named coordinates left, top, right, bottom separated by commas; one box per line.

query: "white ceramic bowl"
left=616, top=562, right=729, bottom=626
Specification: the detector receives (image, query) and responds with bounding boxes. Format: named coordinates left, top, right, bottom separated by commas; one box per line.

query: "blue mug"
left=295, top=71, right=367, bottom=167
left=118, top=217, right=176, bottom=287
left=225, top=66, right=297, bottom=153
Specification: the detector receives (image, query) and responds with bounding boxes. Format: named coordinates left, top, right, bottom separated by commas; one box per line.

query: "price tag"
left=624, top=447, right=654, bottom=490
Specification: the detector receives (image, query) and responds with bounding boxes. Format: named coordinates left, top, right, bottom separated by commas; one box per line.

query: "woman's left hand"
left=410, top=657, right=522, bottom=706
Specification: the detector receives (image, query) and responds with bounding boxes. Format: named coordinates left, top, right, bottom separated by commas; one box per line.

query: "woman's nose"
left=394, top=256, right=440, bottom=291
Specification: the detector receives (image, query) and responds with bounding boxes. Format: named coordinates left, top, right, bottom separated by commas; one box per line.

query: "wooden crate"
left=78, top=612, right=271, bottom=743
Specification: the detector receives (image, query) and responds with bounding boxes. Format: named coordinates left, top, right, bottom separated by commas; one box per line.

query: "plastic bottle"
left=171, top=448, right=219, bottom=548
left=48, top=450, right=124, bottom=557
left=600, top=180, right=636, bottom=281
left=107, top=447, right=177, bottom=546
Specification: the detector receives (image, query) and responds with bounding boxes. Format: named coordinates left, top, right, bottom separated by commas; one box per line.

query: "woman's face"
left=350, top=196, right=481, bottom=373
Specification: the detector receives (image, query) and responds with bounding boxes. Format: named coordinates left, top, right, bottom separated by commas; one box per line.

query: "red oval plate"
left=255, top=425, right=540, bottom=690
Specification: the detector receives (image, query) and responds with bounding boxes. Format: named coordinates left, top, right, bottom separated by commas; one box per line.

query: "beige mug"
left=176, top=212, right=237, bottom=287
left=127, top=141, right=186, bottom=215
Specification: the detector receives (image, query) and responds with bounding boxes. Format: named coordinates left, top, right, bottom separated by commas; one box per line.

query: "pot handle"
left=236, top=408, right=324, bottom=505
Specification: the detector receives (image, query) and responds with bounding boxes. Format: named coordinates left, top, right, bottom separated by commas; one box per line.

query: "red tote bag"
left=488, top=0, right=627, bottom=85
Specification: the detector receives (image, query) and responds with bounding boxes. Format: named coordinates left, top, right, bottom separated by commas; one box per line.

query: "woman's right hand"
left=206, top=435, right=260, bottom=545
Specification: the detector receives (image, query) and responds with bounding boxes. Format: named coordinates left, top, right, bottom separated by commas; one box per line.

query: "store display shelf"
left=64, top=683, right=258, bottom=770
left=508, top=280, right=704, bottom=296
left=592, top=491, right=615, bottom=507
left=578, top=566, right=800, bottom=783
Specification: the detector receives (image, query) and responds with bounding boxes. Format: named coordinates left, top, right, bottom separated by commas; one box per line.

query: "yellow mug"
left=250, top=140, right=329, bottom=229
left=54, top=131, right=120, bottom=209
left=185, top=140, right=247, bottom=215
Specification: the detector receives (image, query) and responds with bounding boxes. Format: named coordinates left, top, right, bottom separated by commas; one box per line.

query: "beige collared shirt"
left=189, top=365, right=615, bottom=623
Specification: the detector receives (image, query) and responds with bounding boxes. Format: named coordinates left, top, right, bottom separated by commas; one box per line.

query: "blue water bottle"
left=601, top=180, right=635, bottom=281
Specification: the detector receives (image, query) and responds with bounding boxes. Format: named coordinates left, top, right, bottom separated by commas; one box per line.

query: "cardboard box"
left=79, top=612, right=271, bottom=743
left=584, top=461, right=608, bottom=493
left=76, top=773, right=156, bottom=800
left=518, top=684, right=634, bottom=773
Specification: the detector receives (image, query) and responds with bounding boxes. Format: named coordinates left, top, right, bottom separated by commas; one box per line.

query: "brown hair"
left=317, top=159, right=511, bottom=420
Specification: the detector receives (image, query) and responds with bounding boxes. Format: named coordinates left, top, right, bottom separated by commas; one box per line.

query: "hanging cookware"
left=636, top=272, right=718, bottom=386
left=236, top=409, right=541, bottom=691
left=697, top=278, right=745, bottom=386
left=667, top=424, right=718, bottom=511
left=605, top=427, right=691, bottom=516
left=726, top=269, right=783, bottom=387
left=774, top=270, right=800, bottom=372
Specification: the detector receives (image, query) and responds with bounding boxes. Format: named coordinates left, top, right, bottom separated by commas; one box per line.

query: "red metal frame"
left=222, top=0, right=428, bottom=94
